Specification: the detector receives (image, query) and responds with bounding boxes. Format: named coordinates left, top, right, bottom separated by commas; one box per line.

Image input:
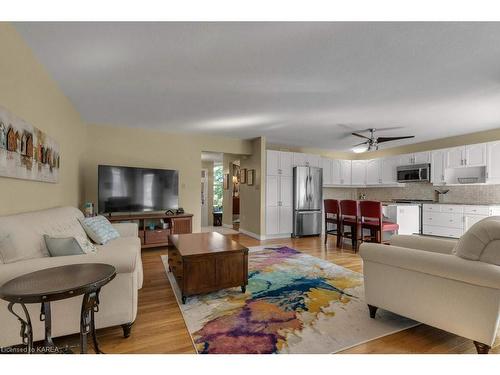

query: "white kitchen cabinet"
left=380, top=157, right=398, bottom=184
left=321, top=158, right=333, bottom=185
left=366, top=159, right=382, bottom=185
left=464, top=214, right=488, bottom=231
left=413, top=151, right=430, bottom=164
left=331, top=159, right=342, bottom=185
left=446, top=144, right=487, bottom=169
left=351, top=160, right=366, bottom=186
left=487, top=141, right=500, bottom=183
left=266, top=150, right=293, bottom=176
left=398, top=152, right=430, bottom=166
left=431, top=149, right=446, bottom=185
left=306, top=154, right=321, bottom=168
left=265, top=174, right=293, bottom=237
left=333, top=160, right=351, bottom=185
left=465, top=143, right=487, bottom=167
left=292, top=152, right=307, bottom=167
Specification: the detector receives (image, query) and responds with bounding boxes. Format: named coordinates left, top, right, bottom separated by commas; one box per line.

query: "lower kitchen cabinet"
left=422, top=204, right=500, bottom=238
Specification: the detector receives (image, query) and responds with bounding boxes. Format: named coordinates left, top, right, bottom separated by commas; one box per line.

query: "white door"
left=340, top=160, right=352, bottom=185
left=321, top=158, right=333, bottom=185
left=293, top=152, right=307, bottom=167
left=332, top=159, right=342, bottom=184
left=431, top=150, right=446, bottom=184
left=266, top=150, right=280, bottom=176
left=279, top=176, right=293, bottom=207
left=351, top=160, right=366, bottom=185
left=278, top=206, right=293, bottom=234
left=446, top=147, right=465, bottom=168
left=487, top=141, right=500, bottom=183
left=398, top=154, right=414, bottom=165
left=201, top=169, right=209, bottom=227
left=280, top=151, right=294, bottom=176
left=266, top=206, right=279, bottom=235
left=465, top=143, right=487, bottom=167
left=413, top=151, right=430, bottom=164
left=365, top=159, right=381, bottom=185
left=380, top=157, right=398, bottom=184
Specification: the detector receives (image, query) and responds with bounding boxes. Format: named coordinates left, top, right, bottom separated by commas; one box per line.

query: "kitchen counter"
left=382, top=201, right=500, bottom=206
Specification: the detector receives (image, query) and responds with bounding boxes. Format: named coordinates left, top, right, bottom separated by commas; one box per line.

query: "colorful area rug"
left=162, top=246, right=418, bottom=354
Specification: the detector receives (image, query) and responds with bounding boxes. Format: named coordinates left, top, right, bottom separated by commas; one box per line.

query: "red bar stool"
left=324, top=199, right=341, bottom=247
left=340, top=200, right=360, bottom=251
left=359, top=200, right=399, bottom=244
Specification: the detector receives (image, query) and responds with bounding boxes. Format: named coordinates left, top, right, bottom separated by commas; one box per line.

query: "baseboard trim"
left=238, top=228, right=267, bottom=240
left=264, top=233, right=293, bottom=240
left=222, top=223, right=233, bottom=229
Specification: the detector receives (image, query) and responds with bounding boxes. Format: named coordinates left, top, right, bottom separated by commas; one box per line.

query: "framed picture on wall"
left=223, top=173, right=230, bottom=190
left=240, top=168, right=247, bottom=184
left=247, top=169, right=255, bottom=186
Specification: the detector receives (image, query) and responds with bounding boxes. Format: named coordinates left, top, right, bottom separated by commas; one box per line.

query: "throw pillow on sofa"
left=78, top=215, right=120, bottom=245
left=454, top=216, right=500, bottom=266
left=44, top=235, right=86, bottom=257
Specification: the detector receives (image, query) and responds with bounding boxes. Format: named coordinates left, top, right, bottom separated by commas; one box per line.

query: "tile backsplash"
left=324, top=183, right=500, bottom=205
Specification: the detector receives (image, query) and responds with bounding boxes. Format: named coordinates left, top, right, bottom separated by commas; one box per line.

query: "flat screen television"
left=98, top=165, right=179, bottom=214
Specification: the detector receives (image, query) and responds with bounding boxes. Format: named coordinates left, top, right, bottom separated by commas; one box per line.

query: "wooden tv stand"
left=106, top=212, right=193, bottom=249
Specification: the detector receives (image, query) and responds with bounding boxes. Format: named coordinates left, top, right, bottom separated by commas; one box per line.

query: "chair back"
left=340, top=200, right=359, bottom=219
left=324, top=199, right=340, bottom=217
left=359, top=200, right=383, bottom=224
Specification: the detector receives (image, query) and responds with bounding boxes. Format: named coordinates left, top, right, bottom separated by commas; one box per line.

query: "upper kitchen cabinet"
left=365, top=159, right=382, bottom=185
left=351, top=160, right=366, bottom=185
left=446, top=144, right=487, bottom=168
left=267, top=150, right=294, bottom=176
left=321, top=157, right=333, bottom=185
left=398, top=151, right=430, bottom=166
left=487, top=141, right=500, bottom=183
left=332, top=159, right=352, bottom=185
left=293, top=152, right=321, bottom=168
left=380, top=157, right=399, bottom=184
left=431, top=149, right=447, bottom=185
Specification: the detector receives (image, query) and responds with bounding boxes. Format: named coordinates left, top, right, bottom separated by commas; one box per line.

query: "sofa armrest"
left=112, top=222, right=138, bottom=237
left=0, top=237, right=140, bottom=286
left=389, top=234, right=457, bottom=254
left=359, top=242, right=500, bottom=289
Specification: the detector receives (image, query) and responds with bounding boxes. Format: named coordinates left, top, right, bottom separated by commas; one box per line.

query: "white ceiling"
left=15, top=22, right=500, bottom=151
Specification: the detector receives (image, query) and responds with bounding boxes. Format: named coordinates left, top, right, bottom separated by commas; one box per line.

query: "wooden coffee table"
left=168, top=232, right=248, bottom=303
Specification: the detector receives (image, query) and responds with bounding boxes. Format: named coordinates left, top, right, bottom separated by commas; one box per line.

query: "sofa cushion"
left=454, top=216, right=500, bottom=265
left=79, top=216, right=120, bottom=245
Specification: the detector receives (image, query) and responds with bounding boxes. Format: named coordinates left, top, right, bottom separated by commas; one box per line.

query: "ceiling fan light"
left=352, top=145, right=368, bottom=153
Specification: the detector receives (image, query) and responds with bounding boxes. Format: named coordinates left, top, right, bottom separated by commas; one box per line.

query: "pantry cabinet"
left=267, top=150, right=293, bottom=176
left=265, top=173, right=293, bottom=236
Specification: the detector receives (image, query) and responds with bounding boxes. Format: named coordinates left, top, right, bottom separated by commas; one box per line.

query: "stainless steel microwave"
left=396, top=163, right=431, bottom=183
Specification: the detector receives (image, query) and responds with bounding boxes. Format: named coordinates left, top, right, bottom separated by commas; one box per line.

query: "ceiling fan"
left=352, top=128, right=415, bottom=152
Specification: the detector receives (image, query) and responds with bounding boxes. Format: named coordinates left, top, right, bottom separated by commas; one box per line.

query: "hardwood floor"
left=56, top=234, right=499, bottom=354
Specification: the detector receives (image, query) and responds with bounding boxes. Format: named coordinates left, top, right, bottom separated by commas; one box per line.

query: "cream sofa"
left=360, top=234, right=500, bottom=354
left=0, top=206, right=143, bottom=348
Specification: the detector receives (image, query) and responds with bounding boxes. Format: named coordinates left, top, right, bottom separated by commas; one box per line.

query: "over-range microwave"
left=396, top=163, right=431, bottom=183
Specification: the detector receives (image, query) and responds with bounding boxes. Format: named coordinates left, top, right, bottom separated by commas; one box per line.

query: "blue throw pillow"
left=78, top=216, right=120, bottom=245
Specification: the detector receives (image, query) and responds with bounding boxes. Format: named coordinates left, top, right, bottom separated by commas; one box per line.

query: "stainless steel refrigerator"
left=293, top=166, right=323, bottom=237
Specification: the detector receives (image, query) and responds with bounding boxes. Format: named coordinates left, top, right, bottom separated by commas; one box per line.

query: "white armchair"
left=360, top=233, right=500, bottom=354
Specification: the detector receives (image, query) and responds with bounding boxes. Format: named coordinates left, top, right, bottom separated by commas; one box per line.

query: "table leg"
left=40, top=301, right=55, bottom=348
left=80, top=289, right=103, bottom=354
left=7, top=302, right=33, bottom=354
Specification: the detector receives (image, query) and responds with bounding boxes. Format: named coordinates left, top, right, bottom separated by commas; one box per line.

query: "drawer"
left=423, top=225, right=463, bottom=238
left=423, top=204, right=441, bottom=212
left=440, top=205, right=464, bottom=214
left=145, top=229, right=169, bottom=244
left=464, top=205, right=490, bottom=215
left=423, top=212, right=463, bottom=229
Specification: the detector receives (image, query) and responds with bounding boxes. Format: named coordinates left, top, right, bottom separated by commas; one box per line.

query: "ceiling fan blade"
left=353, top=141, right=369, bottom=147
left=371, top=126, right=405, bottom=132
left=352, top=132, right=372, bottom=140
left=376, top=136, right=415, bottom=143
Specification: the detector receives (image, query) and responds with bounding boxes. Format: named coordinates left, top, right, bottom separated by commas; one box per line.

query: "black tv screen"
left=98, top=165, right=179, bottom=213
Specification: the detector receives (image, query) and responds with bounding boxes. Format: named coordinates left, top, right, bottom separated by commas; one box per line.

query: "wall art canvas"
left=0, top=105, right=60, bottom=183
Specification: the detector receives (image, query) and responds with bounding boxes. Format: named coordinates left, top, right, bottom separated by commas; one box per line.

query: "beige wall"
left=267, top=143, right=353, bottom=160
left=201, top=160, right=214, bottom=226
left=0, top=23, right=87, bottom=215
left=240, top=137, right=266, bottom=236
left=83, top=124, right=252, bottom=231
